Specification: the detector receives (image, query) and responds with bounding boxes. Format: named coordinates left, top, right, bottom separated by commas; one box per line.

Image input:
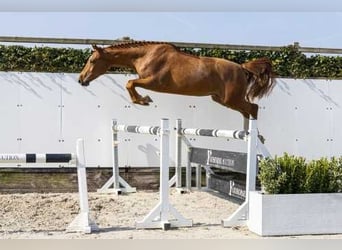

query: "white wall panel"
left=258, top=78, right=297, bottom=156
left=294, top=79, right=331, bottom=159
left=259, top=78, right=332, bottom=159
left=1, top=73, right=342, bottom=168
left=17, top=73, right=62, bottom=153
left=326, top=80, right=342, bottom=158
left=0, top=72, right=21, bottom=152
left=60, top=73, right=114, bottom=167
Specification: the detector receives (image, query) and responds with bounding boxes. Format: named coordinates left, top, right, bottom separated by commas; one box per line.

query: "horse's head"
left=78, top=44, right=111, bottom=86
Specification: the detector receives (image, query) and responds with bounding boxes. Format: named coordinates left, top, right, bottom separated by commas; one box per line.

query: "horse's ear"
left=92, top=44, right=102, bottom=51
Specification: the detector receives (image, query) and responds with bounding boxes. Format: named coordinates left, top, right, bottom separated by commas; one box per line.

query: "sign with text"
left=189, top=147, right=247, bottom=174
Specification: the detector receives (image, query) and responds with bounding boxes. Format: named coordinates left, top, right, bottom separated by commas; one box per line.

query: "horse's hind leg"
left=126, top=77, right=154, bottom=105
left=211, top=95, right=258, bottom=119
left=232, top=101, right=259, bottom=120
left=229, top=101, right=258, bottom=131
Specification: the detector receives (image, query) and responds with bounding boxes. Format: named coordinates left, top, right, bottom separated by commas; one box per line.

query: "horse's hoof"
left=258, top=134, right=266, bottom=144
left=139, top=101, right=150, bottom=106
left=139, top=95, right=153, bottom=105
left=143, top=95, right=153, bottom=103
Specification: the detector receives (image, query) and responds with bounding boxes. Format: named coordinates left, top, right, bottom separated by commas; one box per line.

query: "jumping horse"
left=79, top=41, right=275, bottom=120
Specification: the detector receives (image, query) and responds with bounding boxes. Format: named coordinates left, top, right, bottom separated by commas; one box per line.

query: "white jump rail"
left=0, top=139, right=98, bottom=234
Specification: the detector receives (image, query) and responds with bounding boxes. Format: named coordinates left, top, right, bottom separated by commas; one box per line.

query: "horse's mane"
left=108, top=41, right=177, bottom=49
left=107, top=41, right=200, bottom=59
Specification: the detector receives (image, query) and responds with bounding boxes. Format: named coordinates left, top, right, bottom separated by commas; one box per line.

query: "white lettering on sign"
left=0, top=154, right=20, bottom=161
left=206, top=149, right=235, bottom=167
left=230, top=181, right=246, bottom=198
left=208, top=156, right=235, bottom=167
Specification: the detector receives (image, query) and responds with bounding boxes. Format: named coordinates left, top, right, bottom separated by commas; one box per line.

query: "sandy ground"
left=1, top=189, right=342, bottom=239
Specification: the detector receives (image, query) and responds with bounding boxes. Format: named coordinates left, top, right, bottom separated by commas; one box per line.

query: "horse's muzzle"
left=78, top=79, right=90, bottom=86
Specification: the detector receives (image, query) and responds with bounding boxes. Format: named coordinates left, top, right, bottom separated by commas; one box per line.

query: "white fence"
left=0, top=72, right=341, bottom=167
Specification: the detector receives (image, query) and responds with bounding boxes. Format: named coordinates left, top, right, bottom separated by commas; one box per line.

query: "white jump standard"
left=67, top=139, right=99, bottom=233
left=111, top=118, right=192, bottom=230
left=175, top=118, right=271, bottom=227
left=223, top=119, right=271, bottom=226
left=175, top=119, right=249, bottom=192
left=0, top=139, right=98, bottom=234
left=97, top=119, right=137, bottom=194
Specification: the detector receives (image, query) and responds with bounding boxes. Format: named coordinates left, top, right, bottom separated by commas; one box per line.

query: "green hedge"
left=1, top=44, right=342, bottom=78
left=258, top=153, right=342, bottom=194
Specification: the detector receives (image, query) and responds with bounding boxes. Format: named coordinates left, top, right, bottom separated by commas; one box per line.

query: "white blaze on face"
left=87, top=54, right=96, bottom=71
left=81, top=54, right=95, bottom=83
left=89, top=54, right=95, bottom=63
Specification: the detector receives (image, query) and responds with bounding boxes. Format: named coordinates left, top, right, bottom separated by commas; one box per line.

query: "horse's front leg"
left=126, top=77, right=154, bottom=105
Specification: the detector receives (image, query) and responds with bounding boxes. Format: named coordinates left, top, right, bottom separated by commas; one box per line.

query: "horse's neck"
left=105, top=47, right=145, bottom=68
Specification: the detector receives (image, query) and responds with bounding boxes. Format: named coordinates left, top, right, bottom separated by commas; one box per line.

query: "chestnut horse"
left=78, top=42, right=275, bottom=119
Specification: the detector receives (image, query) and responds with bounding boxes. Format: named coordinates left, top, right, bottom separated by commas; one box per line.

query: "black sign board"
left=189, top=147, right=247, bottom=174
left=207, top=174, right=246, bottom=200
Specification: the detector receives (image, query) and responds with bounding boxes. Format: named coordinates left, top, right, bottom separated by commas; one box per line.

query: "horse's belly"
left=158, top=80, right=218, bottom=97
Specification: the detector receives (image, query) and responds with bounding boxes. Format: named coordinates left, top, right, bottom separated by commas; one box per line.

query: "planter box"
left=248, top=191, right=342, bottom=236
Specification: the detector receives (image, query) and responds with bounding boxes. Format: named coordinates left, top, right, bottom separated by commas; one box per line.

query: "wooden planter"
left=248, top=191, right=342, bottom=236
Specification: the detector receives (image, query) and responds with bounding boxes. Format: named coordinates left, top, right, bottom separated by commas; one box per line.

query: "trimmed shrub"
left=258, top=153, right=306, bottom=194
left=259, top=154, right=342, bottom=194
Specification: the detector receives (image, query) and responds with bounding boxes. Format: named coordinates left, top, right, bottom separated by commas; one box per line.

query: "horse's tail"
left=241, top=57, right=276, bottom=102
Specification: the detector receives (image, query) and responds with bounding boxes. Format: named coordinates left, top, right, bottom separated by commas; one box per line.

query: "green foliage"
left=259, top=153, right=307, bottom=194
left=259, top=154, right=342, bottom=194
left=0, top=44, right=342, bottom=78
left=305, top=158, right=342, bottom=193
left=184, top=45, right=342, bottom=79
left=256, top=158, right=286, bottom=194
left=0, top=45, right=91, bottom=73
